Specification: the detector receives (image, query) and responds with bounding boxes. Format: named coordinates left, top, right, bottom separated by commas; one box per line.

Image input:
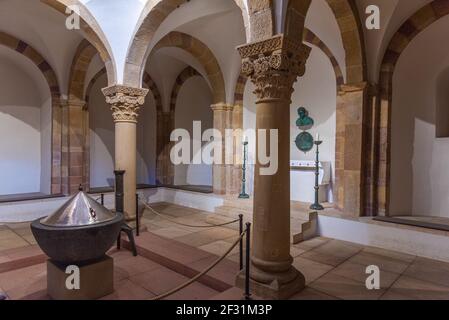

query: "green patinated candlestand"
left=239, top=141, right=250, bottom=199
left=310, top=140, right=324, bottom=211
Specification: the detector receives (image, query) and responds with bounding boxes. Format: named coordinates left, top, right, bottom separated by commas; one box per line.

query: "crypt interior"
left=1, top=0, right=449, bottom=300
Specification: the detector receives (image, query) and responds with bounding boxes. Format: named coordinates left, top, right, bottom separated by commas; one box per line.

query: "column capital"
left=237, top=34, right=311, bottom=102
left=102, top=85, right=149, bottom=123
left=211, top=103, right=234, bottom=112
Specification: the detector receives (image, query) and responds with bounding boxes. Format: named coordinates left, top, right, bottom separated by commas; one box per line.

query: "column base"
left=235, top=266, right=306, bottom=300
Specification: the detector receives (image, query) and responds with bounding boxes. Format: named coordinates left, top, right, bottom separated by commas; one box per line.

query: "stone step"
left=214, top=201, right=318, bottom=244
left=0, top=245, right=46, bottom=274
left=292, top=212, right=318, bottom=244
left=121, top=231, right=240, bottom=293
left=212, top=205, right=317, bottom=245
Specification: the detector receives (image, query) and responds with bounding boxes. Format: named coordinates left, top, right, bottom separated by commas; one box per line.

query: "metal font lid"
left=41, top=191, right=115, bottom=227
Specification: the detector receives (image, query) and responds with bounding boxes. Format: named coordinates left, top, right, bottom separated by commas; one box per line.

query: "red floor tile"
left=165, top=282, right=219, bottom=300
left=101, top=279, right=155, bottom=300
left=114, top=256, right=162, bottom=277
left=129, top=266, right=190, bottom=295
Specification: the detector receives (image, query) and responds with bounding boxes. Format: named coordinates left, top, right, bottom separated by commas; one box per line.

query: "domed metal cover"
left=41, top=191, right=115, bottom=227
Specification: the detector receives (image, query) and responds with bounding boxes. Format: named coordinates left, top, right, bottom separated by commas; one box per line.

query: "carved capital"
left=237, top=35, right=311, bottom=101
left=102, top=85, right=149, bottom=123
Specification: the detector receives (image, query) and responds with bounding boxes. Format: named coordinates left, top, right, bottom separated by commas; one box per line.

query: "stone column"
left=335, top=83, right=368, bottom=217
left=67, top=98, right=87, bottom=194
left=364, top=84, right=379, bottom=217
left=232, top=104, right=244, bottom=194
left=102, top=85, right=148, bottom=220
left=156, top=110, right=175, bottom=185
left=211, top=103, right=234, bottom=195
left=236, top=35, right=311, bottom=299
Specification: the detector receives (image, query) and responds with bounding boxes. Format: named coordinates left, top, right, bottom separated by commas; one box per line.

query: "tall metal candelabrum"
left=239, top=141, right=250, bottom=199
left=310, top=140, right=324, bottom=210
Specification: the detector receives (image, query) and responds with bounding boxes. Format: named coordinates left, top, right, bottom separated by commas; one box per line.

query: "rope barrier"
left=139, top=200, right=240, bottom=228
left=150, top=230, right=246, bottom=300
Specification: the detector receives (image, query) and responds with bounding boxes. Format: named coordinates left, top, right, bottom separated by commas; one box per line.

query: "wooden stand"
left=47, top=256, right=113, bottom=300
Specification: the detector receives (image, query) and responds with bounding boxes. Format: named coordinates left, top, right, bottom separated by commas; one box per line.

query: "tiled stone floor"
left=0, top=249, right=219, bottom=300
left=3, top=202, right=449, bottom=300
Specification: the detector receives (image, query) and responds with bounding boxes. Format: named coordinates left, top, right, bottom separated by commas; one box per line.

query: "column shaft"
left=67, top=98, right=87, bottom=194
left=335, top=84, right=368, bottom=217
left=102, top=85, right=148, bottom=220
left=115, top=121, right=137, bottom=218
left=236, top=35, right=311, bottom=299
left=211, top=103, right=234, bottom=195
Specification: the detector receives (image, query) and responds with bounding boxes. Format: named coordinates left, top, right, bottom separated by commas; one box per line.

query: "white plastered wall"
left=0, top=48, right=51, bottom=195
left=89, top=73, right=115, bottom=188
left=390, top=16, right=449, bottom=217
left=174, top=76, right=213, bottom=186
left=137, top=92, right=157, bottom=185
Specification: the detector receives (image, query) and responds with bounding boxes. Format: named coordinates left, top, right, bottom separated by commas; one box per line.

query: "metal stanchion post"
left=136, top=194, right=140, bottom=237
left=114, top=170, right=125, bottom=213
left=239, top=214, right=243, bottom=270
left=244, top=222, right=251, bottom=300
left=100, top=193, right=104, bottom=206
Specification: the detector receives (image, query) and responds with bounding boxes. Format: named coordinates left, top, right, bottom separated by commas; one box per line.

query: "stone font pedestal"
left=47, top=256, right=113, bottom=300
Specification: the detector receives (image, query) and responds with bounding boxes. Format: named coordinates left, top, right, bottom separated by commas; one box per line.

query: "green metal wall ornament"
left=295, top=107, right=315, bottom=153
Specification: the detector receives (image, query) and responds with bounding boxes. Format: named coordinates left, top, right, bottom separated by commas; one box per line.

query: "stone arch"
left=170, top=66, right=201, bottom=112
left=151, top=32, right=226, bottom=104
left=69, top=40, right=98, bottom=101
left=142, top=72, right=163, bottom=112
left=42, top=0, right=117, bottom=85
left=285, top=0, right=365, bottom=84
left=303, top=29, right=345, bottom=87
left=155, top=66, right=204, bottom=185
left=376, top=0, right=449, bottom=216
left=284, top=0, right=312, bottom=39
left=124, top=0, right=250, bottom=87
left=0, top=31, right=62, bottom=194
left=85, top=68, right=106, bottom=103
left=325, top=0, right=366, bottom=84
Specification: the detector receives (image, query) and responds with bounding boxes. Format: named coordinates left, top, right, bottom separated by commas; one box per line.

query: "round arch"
left=124, top=0, right=250, bottom=87
left=170, top=66, right=201, bottom=112
left=42, top=0, right=117, bottom=85
left=151, top=32, right=226, bottom=104
left=0, top=31, right=62, bottom=194
left=285, top=0, right=365, bottom=84
left=377, top=0, right=449, bottom=215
